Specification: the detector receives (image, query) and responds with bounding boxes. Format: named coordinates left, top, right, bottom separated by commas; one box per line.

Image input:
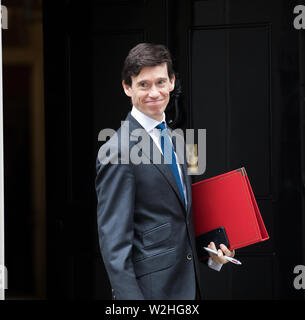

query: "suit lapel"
left=126, top=113, right=186, bottom=211
left=170, top=129, right=192, bottom=216
left=181, top=155, right=192, bottom=216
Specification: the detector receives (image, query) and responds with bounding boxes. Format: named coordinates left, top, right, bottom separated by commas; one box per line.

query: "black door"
left=43, top=0, right=305, bottom=299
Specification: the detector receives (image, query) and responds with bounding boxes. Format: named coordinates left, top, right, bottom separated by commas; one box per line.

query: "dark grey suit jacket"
left=96, top=112, right=203, bottom=300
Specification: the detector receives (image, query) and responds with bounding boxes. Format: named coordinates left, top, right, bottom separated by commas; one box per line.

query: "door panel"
left=190, top=0, right=303, bottom=300
left=44, top=0, right=169, bottom=299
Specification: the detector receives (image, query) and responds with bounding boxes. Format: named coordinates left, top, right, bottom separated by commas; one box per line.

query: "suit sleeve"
left=95, top=151, right=144, bottom=300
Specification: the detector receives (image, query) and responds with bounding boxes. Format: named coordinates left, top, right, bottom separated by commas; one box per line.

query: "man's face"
left=122, top=63, right=175, bottom=122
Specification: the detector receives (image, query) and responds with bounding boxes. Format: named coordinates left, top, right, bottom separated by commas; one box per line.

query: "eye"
left=139, top=82, right=147, bottom=88
left=158, top=79, right=166, bottom=85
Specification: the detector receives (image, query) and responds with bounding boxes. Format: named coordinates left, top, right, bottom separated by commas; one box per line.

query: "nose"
left=148, top=85, right=160, bottom=98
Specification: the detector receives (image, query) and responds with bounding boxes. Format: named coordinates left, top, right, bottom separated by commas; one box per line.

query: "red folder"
left=192, top=167, right=269, bottom=255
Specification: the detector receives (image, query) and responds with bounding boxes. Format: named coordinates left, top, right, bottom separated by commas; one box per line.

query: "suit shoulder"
left=97, top=123, right=130, bottom=166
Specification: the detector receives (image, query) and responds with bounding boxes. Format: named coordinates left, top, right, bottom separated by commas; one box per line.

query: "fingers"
left=208, top=242, right=223, bottom=258
left=220, top=244, right=235, bottom=258
left=207, top=242, right=236, bottom=265
left=208, top=242, right=228, bottom=264
left=208, top=241, right=217, bottom=251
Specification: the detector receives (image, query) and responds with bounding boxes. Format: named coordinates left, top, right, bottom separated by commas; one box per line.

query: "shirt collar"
left=131, top=106, right=166, bottom=133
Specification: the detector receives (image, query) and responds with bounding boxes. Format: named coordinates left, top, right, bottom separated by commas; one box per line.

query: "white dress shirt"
left=131, top=106, right=187, bottom=206
left=130, top=106, right=222, bottom=272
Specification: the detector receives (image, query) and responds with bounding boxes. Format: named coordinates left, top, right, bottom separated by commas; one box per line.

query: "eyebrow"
left=136, top=78, right=168, bottom=86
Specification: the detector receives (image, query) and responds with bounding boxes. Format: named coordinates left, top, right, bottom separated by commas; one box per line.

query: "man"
left=96, top=43, right=234, bottom=300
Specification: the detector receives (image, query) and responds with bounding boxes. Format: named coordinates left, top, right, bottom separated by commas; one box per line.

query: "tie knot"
left=156, top=122, right=166, bottom=131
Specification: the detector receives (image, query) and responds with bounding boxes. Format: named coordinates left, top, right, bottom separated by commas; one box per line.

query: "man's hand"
left=207, top=242, right=235, bottom=265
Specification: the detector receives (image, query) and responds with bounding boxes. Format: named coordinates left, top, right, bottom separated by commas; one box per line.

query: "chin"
left=150, top=103, right=167, bottom=112
left=146, top=110, right=163, bottom=120
left=150, top=108, right=165, bottom=117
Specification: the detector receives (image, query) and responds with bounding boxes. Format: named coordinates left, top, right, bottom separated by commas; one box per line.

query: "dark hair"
left=122, top=43, right=174, bottom=86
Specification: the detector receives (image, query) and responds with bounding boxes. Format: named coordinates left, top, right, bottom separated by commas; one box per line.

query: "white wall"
left=0, top=0, right=5, bottom=301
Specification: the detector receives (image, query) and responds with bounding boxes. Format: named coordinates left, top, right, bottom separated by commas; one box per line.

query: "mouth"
left=145, top=99, right=164, bottom=104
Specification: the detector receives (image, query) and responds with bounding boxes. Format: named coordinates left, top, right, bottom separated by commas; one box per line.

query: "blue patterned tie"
left=156, top=122, right=186, bottom=207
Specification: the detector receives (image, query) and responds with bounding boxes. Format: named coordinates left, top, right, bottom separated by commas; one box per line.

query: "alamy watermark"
left=293, top=5, right=305, bottom=29
left=0, top=265, right=8, bottom=290
left=98, top=121, right=206, bottom=175
left=293, top=265, right=305, bottom=290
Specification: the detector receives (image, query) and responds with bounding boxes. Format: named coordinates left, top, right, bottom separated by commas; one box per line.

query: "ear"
left=122, top=80, right=132, bottom=97
left=169, top=74, right=175, bottom=92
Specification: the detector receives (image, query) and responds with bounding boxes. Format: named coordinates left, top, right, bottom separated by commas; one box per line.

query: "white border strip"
left=0, top=0, right=5, bottom=301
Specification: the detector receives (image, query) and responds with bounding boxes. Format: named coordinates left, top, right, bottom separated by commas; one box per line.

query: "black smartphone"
left=195, top=227, right=230, bottom=260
